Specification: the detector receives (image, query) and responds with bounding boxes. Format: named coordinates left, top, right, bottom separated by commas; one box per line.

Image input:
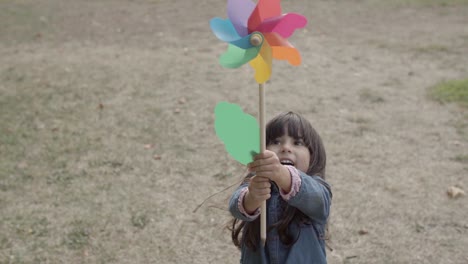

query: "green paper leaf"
left=215, top=102, right=260, bottom=165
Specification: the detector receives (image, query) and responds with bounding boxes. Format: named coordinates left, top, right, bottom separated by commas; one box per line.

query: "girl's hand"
left=248, top=150, right=292, bottom=193
left=247, top=176, right=271, bottom=202
left=248, top=150, right=289, bottom=183
left=243, top=175, right=271, bottom=213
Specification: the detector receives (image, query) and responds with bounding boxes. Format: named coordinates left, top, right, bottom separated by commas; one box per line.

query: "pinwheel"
left=210, top=0, right=307, bottom=83
left=210, top=0, right=307, bottom=245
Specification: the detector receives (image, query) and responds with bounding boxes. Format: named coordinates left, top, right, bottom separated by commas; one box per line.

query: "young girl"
left=229, top=111, right=332, bottom=264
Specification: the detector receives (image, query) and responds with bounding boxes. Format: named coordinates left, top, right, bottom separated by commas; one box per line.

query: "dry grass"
left=1, top=0, right=468, bottom=263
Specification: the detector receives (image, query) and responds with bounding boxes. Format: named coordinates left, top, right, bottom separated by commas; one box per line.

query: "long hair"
left=230, top=112, right=327, bottom=251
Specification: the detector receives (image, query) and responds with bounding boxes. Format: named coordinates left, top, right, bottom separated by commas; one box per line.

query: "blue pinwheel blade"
left=230, top=34, right=256, bottom=49
left=210, top=17, right=241, bottom=43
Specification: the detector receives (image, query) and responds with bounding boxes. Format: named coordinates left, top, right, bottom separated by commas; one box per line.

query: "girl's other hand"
left=247, top=176, right=271, bottom=202
left=243, top=175, right=271, bottom=214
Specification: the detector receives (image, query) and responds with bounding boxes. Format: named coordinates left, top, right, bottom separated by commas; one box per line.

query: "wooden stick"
left=259, top=83, right=267, bottom=246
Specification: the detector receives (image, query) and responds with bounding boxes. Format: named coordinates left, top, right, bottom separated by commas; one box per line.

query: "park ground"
left=1, top=0, right=468, bottom=263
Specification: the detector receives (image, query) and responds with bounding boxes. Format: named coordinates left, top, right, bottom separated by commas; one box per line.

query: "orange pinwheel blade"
left=249, top=41, right=272, bottom=84
left=271, top=47, right=301, bottom=66
left=264, top=32, right=301, bottom=66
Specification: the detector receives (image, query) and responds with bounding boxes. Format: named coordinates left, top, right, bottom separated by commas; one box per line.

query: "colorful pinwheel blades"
left=210, top=0, right=307, bottom=83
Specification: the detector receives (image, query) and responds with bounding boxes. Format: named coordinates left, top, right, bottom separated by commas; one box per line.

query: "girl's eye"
left=272, top=139, right=281, bottom=145
left=295, top=140, right=305, bottom=146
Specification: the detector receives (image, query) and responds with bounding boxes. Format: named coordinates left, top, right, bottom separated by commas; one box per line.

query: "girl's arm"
left=228, top=177, right=261, bottom=222
left=281, top=167, right=332, bottom=224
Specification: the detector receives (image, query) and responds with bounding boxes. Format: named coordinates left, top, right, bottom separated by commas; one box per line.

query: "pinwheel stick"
left=259, top=82, right=267, bottom=246
left=250, top=32, right=268, bottom=246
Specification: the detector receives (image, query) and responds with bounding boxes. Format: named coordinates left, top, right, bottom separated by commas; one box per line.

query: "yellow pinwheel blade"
left=249, top=41, right=272, bottom=84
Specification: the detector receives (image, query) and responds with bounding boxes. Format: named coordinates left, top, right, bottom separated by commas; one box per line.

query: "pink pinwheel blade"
left=227, top=0, right=256, bottom=37
left=248, top=0, right=281, bottom=33
left=255, top=13, right=307, bottom=39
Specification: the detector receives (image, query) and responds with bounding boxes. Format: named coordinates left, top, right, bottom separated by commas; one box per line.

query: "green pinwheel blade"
left=215, top=102, right=260, bottom=165
left=219, top=44, right=261, bottom=68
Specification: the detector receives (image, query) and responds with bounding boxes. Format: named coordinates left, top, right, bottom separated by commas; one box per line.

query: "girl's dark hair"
left=230, top=112, right=327, bottom=251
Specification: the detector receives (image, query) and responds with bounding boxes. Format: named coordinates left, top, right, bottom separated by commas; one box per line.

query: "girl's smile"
left=267, top=131, right=311, bottom=173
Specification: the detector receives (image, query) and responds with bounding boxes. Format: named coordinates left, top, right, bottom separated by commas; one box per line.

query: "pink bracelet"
left=238, top=187, right=260, bottom=219
left=280, top=165, right=301, bottom=200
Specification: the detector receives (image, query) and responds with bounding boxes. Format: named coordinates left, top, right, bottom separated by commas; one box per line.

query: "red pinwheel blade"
left=248, top=0, right=281, bottom=33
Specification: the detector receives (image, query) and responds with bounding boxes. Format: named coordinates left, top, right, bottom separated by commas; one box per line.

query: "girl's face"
left=267, top=130, right=311, bottom=173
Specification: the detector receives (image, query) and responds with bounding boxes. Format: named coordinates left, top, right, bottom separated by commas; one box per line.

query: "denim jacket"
left=229, top=170, right=332, bottom=264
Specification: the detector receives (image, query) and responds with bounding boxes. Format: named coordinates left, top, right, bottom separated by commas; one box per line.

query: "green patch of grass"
left=64, top=221, right=90, bottom=250
left=0, top=214, right=51, bottom=261
left=429, top=79, right=468, bottom=107
left=412, top=44, right=452, bottom=54
left=2, top=215, right=50, bottom=240
left=131, top=212, right=149, bottom=229
left=453, top=154, right=468, bottom=163
left=430, top=80, right=468, bottom=141
left=13, top=216, right=50, bottom=238
left=46, top=169, right=88, bottom=187
left=0, top=236, right=12, bottom=250
left=359, top=88, right=385, bottom=103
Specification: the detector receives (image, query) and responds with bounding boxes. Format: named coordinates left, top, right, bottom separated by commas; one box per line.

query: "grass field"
left=1, top=0, right=468, bottom=263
